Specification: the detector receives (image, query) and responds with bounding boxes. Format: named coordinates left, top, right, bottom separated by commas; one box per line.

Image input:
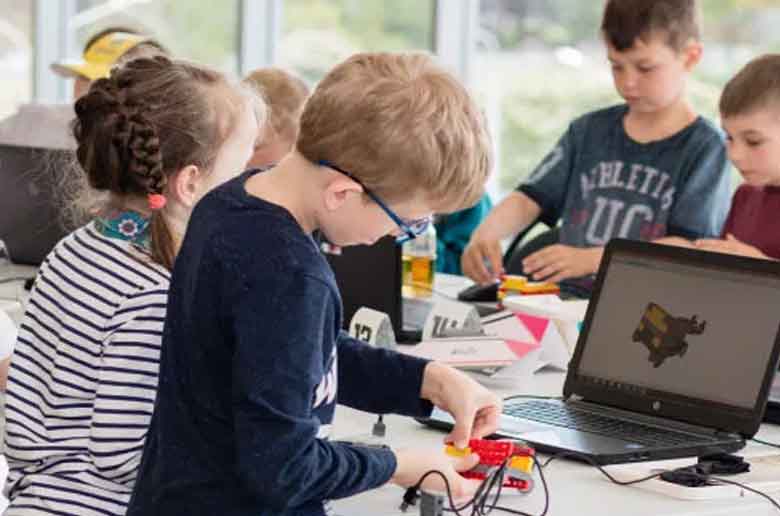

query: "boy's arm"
left=463, top=126, right=577, bottom=284
left=462, top=192, right=541, bottom=283
left=230, top=271, right=398, bottom=510
left=524, top=133, right=731, bottom=282
left=336, top=332, right=433, bottom=416
left=667, top=135, right=731, bottom=239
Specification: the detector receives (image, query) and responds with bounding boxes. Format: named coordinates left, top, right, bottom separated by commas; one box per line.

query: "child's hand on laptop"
left=420, top=362, right=501, bottom=449
left=695, top=234, right=770, bottom=259
left=523, top=244, right=602, bottom=283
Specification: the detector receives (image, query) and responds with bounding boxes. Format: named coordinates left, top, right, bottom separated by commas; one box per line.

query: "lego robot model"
left=632, top=303, right=707, bottom=368
left=445, top=439, right=535, bottom=492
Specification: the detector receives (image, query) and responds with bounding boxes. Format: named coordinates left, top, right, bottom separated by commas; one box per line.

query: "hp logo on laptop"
left=652, top=401, right=661, bottom=411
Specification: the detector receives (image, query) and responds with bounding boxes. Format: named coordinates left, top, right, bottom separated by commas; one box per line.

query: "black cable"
left=752, top=437, right=780, bottom=449
left=704, top=475, right=780, bottom=510
left=402, top=449, right=780, bottom=515
left=542, top=451, right=663, bottom=486
left=405, top=455, right=549, bottom=516
left=485, top=454, right=551, bottom=516
left=542, top=450, right=780, bottom=512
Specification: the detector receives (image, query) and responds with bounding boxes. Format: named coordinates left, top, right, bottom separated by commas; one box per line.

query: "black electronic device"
left=0, top=144, right=72, bottom=265
left=323, top=236, right=431, bottom=343
left=457, top=282, right=499, bottom=302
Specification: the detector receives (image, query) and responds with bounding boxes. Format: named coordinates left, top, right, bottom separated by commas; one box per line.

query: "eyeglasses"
left=318, top=160, right=431, bottom=244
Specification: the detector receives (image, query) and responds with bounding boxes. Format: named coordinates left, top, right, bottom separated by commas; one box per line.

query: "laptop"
left=420, top=238, right=780, bottom=464
left=322, top=236, right=433, bottom=343
left=0, top=144, right=73, bottom=265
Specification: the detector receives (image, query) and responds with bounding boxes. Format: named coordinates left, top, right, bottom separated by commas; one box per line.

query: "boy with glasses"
left=128, top=52, right=499, bottom=516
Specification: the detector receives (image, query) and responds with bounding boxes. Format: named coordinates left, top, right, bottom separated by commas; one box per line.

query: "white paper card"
left=422, top=299, right=482, bottom=340
left=349, top=307, right=396, bottom=349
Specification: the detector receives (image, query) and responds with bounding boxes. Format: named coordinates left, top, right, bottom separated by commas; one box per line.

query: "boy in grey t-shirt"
left=463, top=0, right=730, bottom=288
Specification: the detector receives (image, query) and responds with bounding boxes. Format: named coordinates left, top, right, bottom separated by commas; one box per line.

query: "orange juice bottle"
left=401, top=225, right=436, bottom=297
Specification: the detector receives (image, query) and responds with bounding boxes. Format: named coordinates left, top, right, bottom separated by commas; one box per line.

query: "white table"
left=0, top=263, right=35, bottom=325
left=331, top=369, right=780, bottom=516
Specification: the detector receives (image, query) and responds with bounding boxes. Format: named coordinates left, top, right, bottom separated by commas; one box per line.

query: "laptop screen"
left=0, top=144, right=72, bottom=265
left=575, top=247, right=780, bottom=413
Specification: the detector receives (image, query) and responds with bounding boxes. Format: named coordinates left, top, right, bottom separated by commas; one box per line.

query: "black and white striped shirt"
left=3, top=222, right=169, bottom=515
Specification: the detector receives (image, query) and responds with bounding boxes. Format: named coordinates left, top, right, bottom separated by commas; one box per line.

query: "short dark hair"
left=720, top=54, right=780, bottom=118
left=601, top=0, right=700, bottom=52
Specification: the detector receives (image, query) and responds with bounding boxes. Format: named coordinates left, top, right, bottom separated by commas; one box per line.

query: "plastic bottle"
left=402, top=224, right=436, bottom=297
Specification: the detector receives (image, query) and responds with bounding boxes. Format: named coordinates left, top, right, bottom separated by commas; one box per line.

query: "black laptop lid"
left=565, top=239, right=780, bottom=438
left=323, top=236, right=403, bottom=334
left=0, top=144, right=72, bottom=265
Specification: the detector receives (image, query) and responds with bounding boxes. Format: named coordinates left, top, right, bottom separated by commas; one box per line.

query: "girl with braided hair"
left=2, top=55, right=263, bottom=515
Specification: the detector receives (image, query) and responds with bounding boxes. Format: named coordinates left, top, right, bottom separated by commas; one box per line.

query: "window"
left=476, top=0, right=780, bottom=199
left=279, top=0, right=435, bottom=84
left=0, top=0, right=33, bottom=118
left=72, top=0, right=240, bottom=75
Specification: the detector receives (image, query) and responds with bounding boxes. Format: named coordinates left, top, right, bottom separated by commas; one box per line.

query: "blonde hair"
left=297, top=52, right=492, bottom=212
left=244, top=67, right=310, bottom=142
left=720, top=54, right=780, bottom=118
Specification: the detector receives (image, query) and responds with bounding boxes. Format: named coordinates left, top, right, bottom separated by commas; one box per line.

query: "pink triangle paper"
left=505, top=339, right=539, bottom=359
left=516, top=313, right=550, bottom=343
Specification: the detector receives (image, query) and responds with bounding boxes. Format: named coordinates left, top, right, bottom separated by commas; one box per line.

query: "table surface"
left=331, top=369, right=780, bottom=516
left=2, top=271, right=779, bottom=515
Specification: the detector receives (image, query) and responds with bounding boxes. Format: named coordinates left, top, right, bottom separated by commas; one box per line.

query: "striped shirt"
left=3, top=222, right=169, bottom=515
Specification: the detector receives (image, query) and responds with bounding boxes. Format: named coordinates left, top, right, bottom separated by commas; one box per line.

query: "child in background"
left=462, top=0, right=730, bottom=288
left=3, top=56, right=261, bottom=514
left=693, top=54, right=780, bottom=260
left=52, top=26, right=169, bottom=99
left=435, top=194, right=492, bottom=274
left=244, top=67, right=310, bottom=167
left=127, top=52, right=500, bottom=516
left=0, top=27, right=168, bottom=150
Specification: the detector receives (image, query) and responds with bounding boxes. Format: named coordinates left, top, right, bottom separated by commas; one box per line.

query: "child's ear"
left=322, top=176, right=363, bottom=212
left=681, top=39, right=703, bottom=71
left=167, top=164, right=202, bottom=208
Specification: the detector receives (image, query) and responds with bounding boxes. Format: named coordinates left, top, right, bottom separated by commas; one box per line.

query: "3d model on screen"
left=632, top=303, right=707, bottom=368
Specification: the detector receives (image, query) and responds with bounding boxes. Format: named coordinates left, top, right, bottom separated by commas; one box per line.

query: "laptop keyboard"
left=504, top=400, right=713, bottom=447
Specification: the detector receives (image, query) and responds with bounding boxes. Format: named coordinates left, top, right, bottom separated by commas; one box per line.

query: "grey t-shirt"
left=518, top=104, right=731, bottom=247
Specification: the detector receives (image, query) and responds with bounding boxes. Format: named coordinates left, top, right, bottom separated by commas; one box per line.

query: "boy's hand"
left=694, top=234, right=769, bottom=259
left=461, top=236, right=504, bottom=284
left=391, top=447, right=481, bottom=500
left=522, top=245, right=603, bottom=283
left=420, top=362, right=501, bottom=449
left=654, top=236, right=695, bottom=248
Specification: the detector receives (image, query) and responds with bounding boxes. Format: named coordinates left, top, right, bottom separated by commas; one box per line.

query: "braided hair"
left=72, top=56, right=248, bottom=270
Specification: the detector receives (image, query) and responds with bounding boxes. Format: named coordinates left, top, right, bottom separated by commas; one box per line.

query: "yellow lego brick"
left=509, top=455, right=533, bottom=473
left=501, top=275, right=527, bottom=291
left=519, top=281, right=559, bottom=294
left=445, top=444, right=472, bottom=458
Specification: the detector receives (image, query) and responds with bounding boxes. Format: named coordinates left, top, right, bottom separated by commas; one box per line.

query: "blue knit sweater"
left=127, top=170, right=433, bottom=515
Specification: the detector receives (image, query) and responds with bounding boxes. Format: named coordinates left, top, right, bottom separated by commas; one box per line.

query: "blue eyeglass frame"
left=318, top=160, right=431, bottom=244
